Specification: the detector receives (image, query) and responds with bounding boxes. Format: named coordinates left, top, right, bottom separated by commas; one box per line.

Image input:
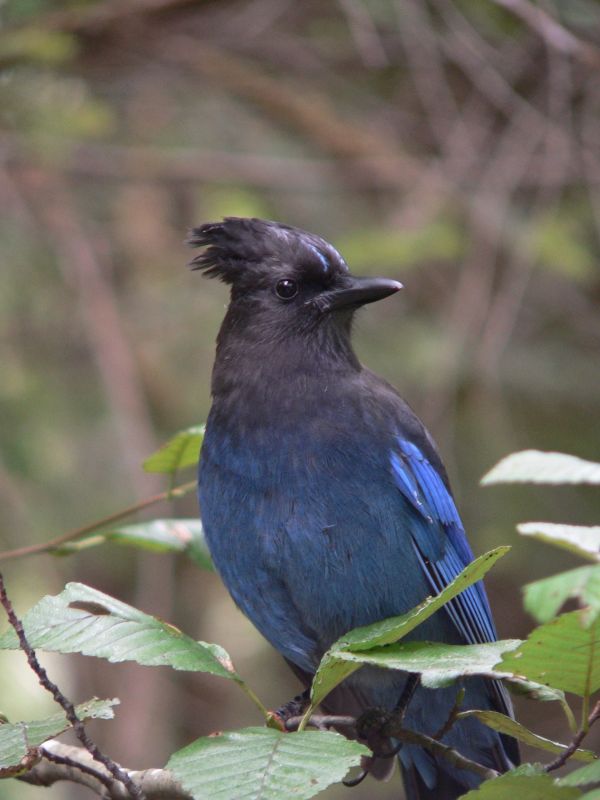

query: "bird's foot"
left=267, top=689, right=310, bottom=731
left=342, top=710, right=399, bottom=788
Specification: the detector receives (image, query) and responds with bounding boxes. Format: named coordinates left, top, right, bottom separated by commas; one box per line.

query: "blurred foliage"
left=0, top=0, right=599, bottom=797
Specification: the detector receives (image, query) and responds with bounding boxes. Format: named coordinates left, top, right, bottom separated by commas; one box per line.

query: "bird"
left=190, top=217, right=519, bottom=799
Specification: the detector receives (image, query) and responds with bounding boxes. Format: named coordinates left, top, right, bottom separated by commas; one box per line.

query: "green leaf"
left=559, top=759, right=600, bottom=787
left=459, top=771, right=582, bottom=798
left=456, top=710, right=594, bottom=762
left=0, top=698, right=117, bottom=770
left=581, top=791, right=600, bottom=800
left=0, top=583, right=236, bottom=682
left=342, top=548, right=509, bottom=652
left=505, top=681, right=577, bottom=731
left=518, top=524, right=600, bottom=563
left=143, top=426, right=204, bottom=474
left=167, top=727, right=368, bottom=800
left=482, top=451, right=600, bottom=485
left=309, top=547, right=509, bottom=708
left=524, top=566, right=600, bottom=623
left=333, top=639, right=521, bottom=688
left=54, top=519, right=213, bottom=570
left=498, top=611, right=600, bottom=696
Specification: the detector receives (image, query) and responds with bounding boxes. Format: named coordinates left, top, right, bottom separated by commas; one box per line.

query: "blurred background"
left=1, top=1, right=599, bottom=797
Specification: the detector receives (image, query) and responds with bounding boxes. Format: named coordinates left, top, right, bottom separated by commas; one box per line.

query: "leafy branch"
left=0, top=572, right=144, bottom=799
left=0, top=426, right=204, bottom=563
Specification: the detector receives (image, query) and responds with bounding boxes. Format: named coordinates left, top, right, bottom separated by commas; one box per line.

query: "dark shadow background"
left=1, top=1, right=599, bottom=797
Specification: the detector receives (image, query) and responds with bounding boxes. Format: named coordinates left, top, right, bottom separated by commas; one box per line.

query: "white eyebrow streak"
left=308, top=244, right=330, bottom=274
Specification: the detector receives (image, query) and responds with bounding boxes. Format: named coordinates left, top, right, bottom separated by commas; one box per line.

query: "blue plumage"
left=192, top=218, right=518, bottom=799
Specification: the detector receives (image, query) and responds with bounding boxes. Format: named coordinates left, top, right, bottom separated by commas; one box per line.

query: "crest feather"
left=187, top=217, right=290, bottom=283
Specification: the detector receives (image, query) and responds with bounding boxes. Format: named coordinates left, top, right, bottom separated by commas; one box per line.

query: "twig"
left=285, top=714, right=356, bottom=732
left=336, top=0, right=388, bottom=69
left=22, top=740, right=192, bottom=799
left=0, top=573, right=145, bottom=799
left=394, top=672, right=420, bottom=722
left=285, top=711, right=499, bottom=781
left=0, top=480, right=196, bottom=561
left=490, top=0, right=600, bottom=68
left=546, top=699, right=600, bottom=773
left=433, top=687, right=465, bottom=740
left=384, top=722, right=499, bottom=781
left=40, top=746, right=116, bottom=793
left=159, top=36, right=418, bottom=187
left=17, top=169, right=159, bottom=499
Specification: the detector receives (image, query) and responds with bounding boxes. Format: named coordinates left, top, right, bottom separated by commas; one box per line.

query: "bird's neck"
left=210, top=310, right=361, bottom=404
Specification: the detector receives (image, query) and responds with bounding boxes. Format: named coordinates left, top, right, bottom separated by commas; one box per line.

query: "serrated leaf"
left=54, top=519, right=213, bottom=570
left=167, top=727, right=368, bottom=800
left=498, top=611, right=600, bottom=697
left=456, top=710, right=594, bottom=762
left=310, top=548, right=509, bottom=708
left=143, top=425, right=204, bottom=474
left=518, top=524, right=600, bottom=563
left=525, top=566, right=600, bottom=624
left=482, top=451, right=600, bottom=486
left=459, top=771, right=582, bottom=798
left=559, top=759, right=600, bottom=787
left=505, top=681, right=576, bottom=731
left=333, top=639, right=520, bottom=688
left=0, top=583, right=236, bottom=682
left=0, top=698, right=117, bottom=770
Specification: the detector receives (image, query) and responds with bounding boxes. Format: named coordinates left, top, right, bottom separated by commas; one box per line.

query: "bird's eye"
left=275, top=279, right=298, bottom=300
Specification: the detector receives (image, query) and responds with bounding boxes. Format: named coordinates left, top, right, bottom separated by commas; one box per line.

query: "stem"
left=0, top=480, right=197, bottom=562
left=288, top=711, right=499, bottom=781
left=297, top=703, right=316, bottom=732
left=560, top=698, right=578, bottom=734
left=237, top=681, right=270, bottom=719
left=545, top=699, right=600, bottom=773
left=384, top=723, right=499, bottom=781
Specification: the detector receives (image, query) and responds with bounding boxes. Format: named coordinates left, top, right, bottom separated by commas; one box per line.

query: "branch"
left=0, top=573, right=145, bottom=798
left=285, top=711, right=499, bottom=782
left=545, top=699, right=600, bottom=773
left=21, top=740, right=192, bottom=799
left=0, top=480, right=196, bottom=562
left=490, top=0, right=600, bottom=68
left=391, top=723, right=498, bottom=781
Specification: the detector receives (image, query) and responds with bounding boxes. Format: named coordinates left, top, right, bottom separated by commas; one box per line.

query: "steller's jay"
left=191, top=217, right=519, bottom=799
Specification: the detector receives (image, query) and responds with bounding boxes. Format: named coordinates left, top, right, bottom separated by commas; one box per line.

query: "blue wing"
left=390, top=438, right=497, bottom=646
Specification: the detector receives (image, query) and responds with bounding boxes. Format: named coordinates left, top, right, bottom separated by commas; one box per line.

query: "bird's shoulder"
left=353, top=368, right=450, bottom=484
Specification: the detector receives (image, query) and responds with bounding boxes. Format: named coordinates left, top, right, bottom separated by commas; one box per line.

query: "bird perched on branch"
left=191, top=217, right=518, bottom=799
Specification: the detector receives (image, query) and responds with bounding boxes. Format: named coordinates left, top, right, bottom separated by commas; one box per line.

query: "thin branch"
left=0, top=574, right=145, bottom=799
left=16, top=169, right=159, bottom=499
left=22, top=740, right=192, bottom=799
left=337, top=0, right=388, bottom=69
left=40, top=746, right=115, bottom=793
left=1, top=136, right=589, bottom=189
left=285, top=714, right=356, bottom=732
left=490, top=0, right=600, bottom=68
left=287, top=711, right=499, bottom=782
left=387, top=723, right=499, bottom=781
left=0, top=479, right=196, bottom=561
left=545, top=699, right=600, bottom=773
left=433, top=687, right=465, bottom=740
left=159, top=36, right=418, bottom=187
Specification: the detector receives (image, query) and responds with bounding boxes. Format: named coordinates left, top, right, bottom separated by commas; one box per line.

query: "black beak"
left=318, top=276, right=403, bottom=312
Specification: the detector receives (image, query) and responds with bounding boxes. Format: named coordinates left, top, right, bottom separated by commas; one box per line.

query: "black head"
left=188, top=218, right=401, bottom=340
